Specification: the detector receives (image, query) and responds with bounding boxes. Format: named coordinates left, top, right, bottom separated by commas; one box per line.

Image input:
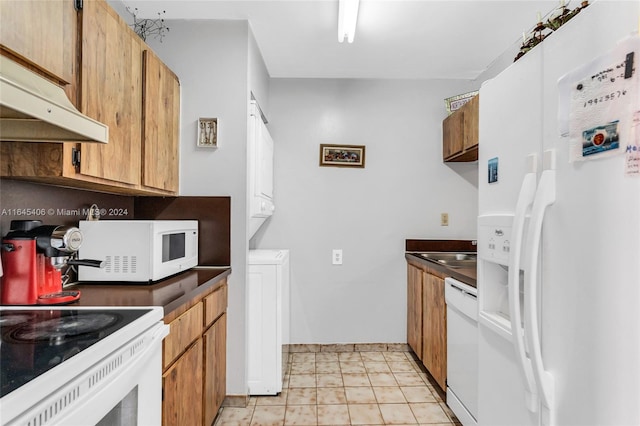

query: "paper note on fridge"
left=557, top=35, right=639, bottom=163
left=626, top=111, right=640, bottom=176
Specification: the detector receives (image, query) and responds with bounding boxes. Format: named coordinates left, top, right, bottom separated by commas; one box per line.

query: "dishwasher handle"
left=446, top=278, right=477, bottom=296
left=449, top=282, right=477, bottom=299
left=445, top=278, right=478, bottom=321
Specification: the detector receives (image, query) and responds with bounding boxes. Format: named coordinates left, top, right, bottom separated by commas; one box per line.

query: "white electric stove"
left=0, top=306, right=168, bottom=426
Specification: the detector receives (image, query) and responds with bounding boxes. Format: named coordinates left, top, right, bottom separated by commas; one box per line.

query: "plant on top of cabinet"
left=126, top=7, right=171, bottom=43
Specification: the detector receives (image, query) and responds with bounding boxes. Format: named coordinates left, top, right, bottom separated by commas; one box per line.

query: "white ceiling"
left=114, top=0, right=565, bottom=80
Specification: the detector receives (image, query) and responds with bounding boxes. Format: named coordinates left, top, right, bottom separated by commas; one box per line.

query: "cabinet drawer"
left=204, top=282, right=227, bottom=327
left=163, top=302, right=203, bottom=369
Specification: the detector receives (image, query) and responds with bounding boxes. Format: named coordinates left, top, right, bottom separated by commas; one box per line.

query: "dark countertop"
left=405, top=252, right=477, bottom=288
left=405, top=239, right=477, bottom=253
left=67, top=267, right=231, bottom=321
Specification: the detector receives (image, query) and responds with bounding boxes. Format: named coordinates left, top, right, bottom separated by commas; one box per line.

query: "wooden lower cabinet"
left=204, top=314, right=227, bottom=426
left=422, top=272, right=447, bottom=391
left=407, top=263, right=423, bottom=357
left=163, top=339, right=204, bottom=426
left=162, top=280, right=228, bottom=426
left=163, top=302, right=204, bottom=369
left=406, top=260, right=447, bottom=392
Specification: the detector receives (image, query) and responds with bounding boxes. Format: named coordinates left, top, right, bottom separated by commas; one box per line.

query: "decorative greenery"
left=514, top=1, right=589, bottom=62
left=126, top=7, right=170, bottom=42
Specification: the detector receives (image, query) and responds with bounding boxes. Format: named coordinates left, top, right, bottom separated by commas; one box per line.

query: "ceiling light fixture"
left=338, top=0, right=360, bottom=43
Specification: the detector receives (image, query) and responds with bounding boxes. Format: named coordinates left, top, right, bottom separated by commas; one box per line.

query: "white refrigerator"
left=477, top=2, right=640, bottom=426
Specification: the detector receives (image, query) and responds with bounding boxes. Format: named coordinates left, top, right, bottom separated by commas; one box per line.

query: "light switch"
left=441, top=213, right=449, bottom=226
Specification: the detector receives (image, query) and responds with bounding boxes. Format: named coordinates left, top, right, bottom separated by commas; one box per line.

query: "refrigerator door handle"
left=508, top=163, right=539, bottom=413
left=524, top=149, right=556, bottom=425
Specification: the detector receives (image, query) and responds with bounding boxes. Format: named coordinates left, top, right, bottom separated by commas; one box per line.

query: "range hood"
left=0, top=55, right=108, bottom=143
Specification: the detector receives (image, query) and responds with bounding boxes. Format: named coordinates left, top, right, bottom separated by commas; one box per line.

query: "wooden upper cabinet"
left=0, top=0, right=77, bottom=84
left=442, top=94, right=479, bottom=162
left=79, top=0, right=143, bottom=186
left=0, top=0, right=180, bottom=195
left=0, top=0, right=78, bottom=102
left=462, top=95, right=479, bottom=151
left=142, top=49, right=180, bottom=192
left=442, top=109, right=464, bottom=159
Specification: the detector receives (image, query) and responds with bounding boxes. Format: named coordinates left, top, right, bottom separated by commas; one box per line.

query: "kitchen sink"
left=417, top=252, right=477, bottom=269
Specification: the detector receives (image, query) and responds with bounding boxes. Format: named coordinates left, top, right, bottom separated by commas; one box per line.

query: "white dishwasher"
left=445, top=277, right=478, bottom=426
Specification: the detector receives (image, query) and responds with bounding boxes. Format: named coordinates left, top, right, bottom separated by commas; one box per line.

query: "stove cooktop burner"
left=0, top=308, right=151, bottom=398
left=4, top=312, right=122, bottom=343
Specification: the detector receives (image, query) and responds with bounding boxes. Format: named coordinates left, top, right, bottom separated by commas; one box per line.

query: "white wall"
left=139, top=10, right=482, bottom=389
left=248, top=24, right=270, bottom=113
left=251, top=78, right=478, bottom=344
left=148, top=19, right=255, bottom=397
left=107, top=0, right=513, bottom=396
left=473, top=34, right=523, bottom=88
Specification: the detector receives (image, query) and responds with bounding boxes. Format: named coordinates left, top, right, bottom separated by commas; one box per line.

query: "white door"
left=247, top=250, right=290, bottom=396
left=477, top=40, right=544, bottom=426
left=478, top=45, right=543, bottom=215
left=247, top=263, right=282, bottom=395
left=257, top=119, right=274, bottom=200
left=539, top=2, right=640, bottom=425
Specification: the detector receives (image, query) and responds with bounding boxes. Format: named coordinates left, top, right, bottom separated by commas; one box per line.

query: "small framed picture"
left=319, top=144, right=366, bottom=168
left=197, top=118, right=218, bottom=148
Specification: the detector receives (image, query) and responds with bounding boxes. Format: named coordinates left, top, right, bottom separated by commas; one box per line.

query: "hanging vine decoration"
left=126, top=7, right=170, bottom=42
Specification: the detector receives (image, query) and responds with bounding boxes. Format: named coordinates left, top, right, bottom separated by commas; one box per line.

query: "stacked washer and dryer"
left=247, top=100, right=291, bottom=395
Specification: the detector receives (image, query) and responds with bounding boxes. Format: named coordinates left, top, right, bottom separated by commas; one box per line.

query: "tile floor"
left=215, top=349, right=461, bottom=425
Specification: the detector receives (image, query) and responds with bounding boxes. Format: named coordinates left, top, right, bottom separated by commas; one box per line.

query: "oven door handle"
left=131, top=322, right=169, bottom=360
left=150, top=323, right=170, bottom=344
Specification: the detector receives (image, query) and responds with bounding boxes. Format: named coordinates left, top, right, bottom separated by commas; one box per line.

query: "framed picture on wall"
left=319, top=144, right=366, bottom=168
left=197, top=118, right=218, bottom=148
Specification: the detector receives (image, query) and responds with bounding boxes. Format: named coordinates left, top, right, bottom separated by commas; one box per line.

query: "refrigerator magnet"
left=581, top=120, right=620, bottom=157
left=488, top=157, right=499, bottom=183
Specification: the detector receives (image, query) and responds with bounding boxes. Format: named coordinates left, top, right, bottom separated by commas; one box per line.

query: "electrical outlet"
left=441, top=213, right=449, bottom=226
left=332, top=249, right=343, bottom=265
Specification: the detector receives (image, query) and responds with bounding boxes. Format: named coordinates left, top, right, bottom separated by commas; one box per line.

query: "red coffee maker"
left=1, top=220, right=103, bottom=305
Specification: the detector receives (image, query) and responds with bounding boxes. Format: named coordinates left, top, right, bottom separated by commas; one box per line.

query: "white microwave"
left=78, top=220, right=198, bottom=282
